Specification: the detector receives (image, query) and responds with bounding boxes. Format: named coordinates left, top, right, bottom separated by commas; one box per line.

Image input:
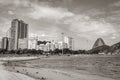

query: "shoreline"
left=5, top=65, right=115, bottom=80
left=1, top=55, right=120, bottom=80
left=0, top=61, right=36, bottom=80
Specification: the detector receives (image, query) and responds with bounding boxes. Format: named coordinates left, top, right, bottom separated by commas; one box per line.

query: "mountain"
left=88, top=38, right=120, bottom=54
left=93, top=38, right=105, bottom=49
left=109, top=42, right=120, bottom=54
left=88, top=45, right=110, bottom=54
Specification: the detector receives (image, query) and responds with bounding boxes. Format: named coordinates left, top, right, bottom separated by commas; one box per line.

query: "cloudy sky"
left=0, top=0, right=120, bottom=50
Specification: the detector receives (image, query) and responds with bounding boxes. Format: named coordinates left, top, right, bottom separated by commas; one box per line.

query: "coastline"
left=0, top=61, right=35, bottom=80
left=5, top=65, right=115, bottom=80
left=2, top=56, right=117, bottom=80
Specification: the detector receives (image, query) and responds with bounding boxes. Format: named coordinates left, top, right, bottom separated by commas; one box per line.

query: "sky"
left=0, top=0, right=120, bottom=50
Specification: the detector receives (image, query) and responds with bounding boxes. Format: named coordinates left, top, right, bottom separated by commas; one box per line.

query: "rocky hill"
left=89, top=40, right=120, bottom=54
left=92, top=38, right=105, bottom=49
left=109, top=42, right=120, bottom=54
left=88, top=45, right=110, bottom=54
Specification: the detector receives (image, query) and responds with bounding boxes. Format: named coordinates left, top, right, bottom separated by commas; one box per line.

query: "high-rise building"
left=2, top=37, right=9, bottom=50
left=68, top=37, right=73, bottom=50
left=63, top=36, right=74, bottom=50
left=54, top=42, right=59, bottom=49
left=6, top=28, right=12, bottom=50
left=9, top=19, right=28, bottom=50
left=28, top=37, right=37, bottom=49
left=58, top=41, right=63, bottom=49
left=0, top=40, right=2, bottom=49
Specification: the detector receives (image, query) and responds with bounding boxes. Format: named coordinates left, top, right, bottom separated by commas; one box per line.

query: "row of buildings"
left=28, top=37, right=74, bottom=51
left=1, top=19, right=74, bottom=51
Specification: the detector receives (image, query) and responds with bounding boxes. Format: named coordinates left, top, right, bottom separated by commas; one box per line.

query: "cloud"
left=0, top=18, right=11, bottom=36
left=110, top=1, right=120, bottom=7
left=0, top=0, right=32, bottom=8
left=8, top=11, right=14, bottom=15
left=29, top=4, right=74, bottom=20
left=13, top=0, right=32, bottom=7
left=63, top=15, right=117, bottom=39
left=110, top=33, right=120, bottom=39
left=104, top=1, right=120, bottom=27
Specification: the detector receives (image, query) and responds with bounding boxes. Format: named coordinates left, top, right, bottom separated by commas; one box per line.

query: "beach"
left=1, top=55, right=120, bottom=80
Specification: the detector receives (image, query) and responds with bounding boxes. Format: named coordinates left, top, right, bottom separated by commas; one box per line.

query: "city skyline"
left=0, top=0, right=120, bottom=50
left=1, top=19, right=74, bottom=51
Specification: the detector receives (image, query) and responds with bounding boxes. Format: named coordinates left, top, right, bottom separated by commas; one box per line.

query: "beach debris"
left=41, top=77, right=46, bottom=80
left=13, top=67, right=15, bottom=69
left=26, top=72, right=28, bottom=75
left=23, top=69, right=25, bottom=71
left=36, top=72, right=39, bottom=74
left=16, top=71, right=19, bottom=73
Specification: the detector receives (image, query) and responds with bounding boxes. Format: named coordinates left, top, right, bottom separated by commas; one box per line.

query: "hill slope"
left=109, top=42, right=120, bottom=54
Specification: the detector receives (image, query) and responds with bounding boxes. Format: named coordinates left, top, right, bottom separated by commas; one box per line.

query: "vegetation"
left=1, top=44, right=119, bottom=55
left=0, top=48, right=43, bottom=55
left=0, top=48, right=89, bottom=55
left=88, top=45, right=110, bottom=54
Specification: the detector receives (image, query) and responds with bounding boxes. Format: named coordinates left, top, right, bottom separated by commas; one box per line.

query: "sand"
left=3, top=55, right=120, bottom=80
left=6, top=66, right=115, bottom=80
left=0, top=61, right=35, bottom=80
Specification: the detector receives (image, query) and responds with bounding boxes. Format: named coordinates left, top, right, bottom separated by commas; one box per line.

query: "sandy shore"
left=1, top=55, right=119, bottom=80
left=5, top=66, right=115, bottom=80
left=0, top=61, right=35, bottom=80
left=0, top=69, right=35, bottom=80
left=0, top=57, right=40, bottom=61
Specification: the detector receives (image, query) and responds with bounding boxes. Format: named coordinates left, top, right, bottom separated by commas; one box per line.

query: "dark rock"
left=16, top=71, right=19, bottom=73
left=109, top=42, right=120, bottom=54
left=93, top=38, right=105, bottom=49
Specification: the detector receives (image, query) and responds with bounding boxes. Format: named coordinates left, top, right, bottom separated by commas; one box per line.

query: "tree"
left=63, top=48, right=72, bottom=54
left=54, top=48, right=61, bottom=55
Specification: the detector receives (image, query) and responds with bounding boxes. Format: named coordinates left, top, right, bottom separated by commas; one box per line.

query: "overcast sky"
left=0, top=0, right=120, bottom=50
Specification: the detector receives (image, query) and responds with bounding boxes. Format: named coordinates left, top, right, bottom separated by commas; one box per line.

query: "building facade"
left=2, top=37, right=9, bottom=50
left=28, top=37, right=37, bottom=49
left=68, top=37, right=74, bottom=50
left=63, top=36, right=74, bottom=50
left=9, top=19, right=28, bottom=50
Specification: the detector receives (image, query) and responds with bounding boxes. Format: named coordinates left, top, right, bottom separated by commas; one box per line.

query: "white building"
left=19, top=38, right=28, bottom=49
left=2, top=37, right=9, bottom=50
left=63, top=36, right=74, bottom=50
left=9, top=19, right=28, bottom=50
left=37, top=44, right=47, bottom=51
left=54, top=42, right=59, bottom=49
left=28, top=37, right=37, bottom=49
left=58, top=41, right=63, bottom=49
